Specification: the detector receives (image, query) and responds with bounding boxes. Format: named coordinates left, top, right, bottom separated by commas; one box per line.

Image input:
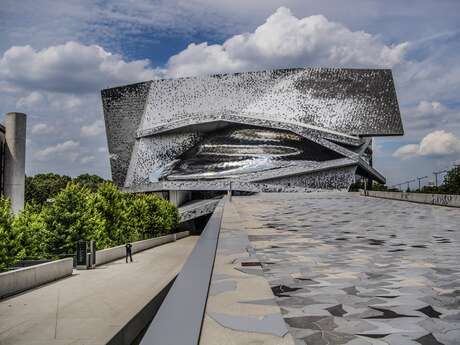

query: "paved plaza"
left=231, top=193, right=460, bottom=345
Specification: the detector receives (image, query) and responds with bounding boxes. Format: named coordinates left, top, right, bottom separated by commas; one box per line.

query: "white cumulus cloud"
left=80, top=120, right=105, bottom=137
left=80, top=155, right=95, bottom=164
left=417, top=100, right=446, bottom=114
left=31, top=123, right=55, bottom=135
left=0, top=41, right=160, bottom=94
left=16, top=91, right=45, bottom=109
left=393, top=130, right=460, bottom=159
left=166, top=7, right=409, bottom=77
left=35, top=140, right=80, bottom=161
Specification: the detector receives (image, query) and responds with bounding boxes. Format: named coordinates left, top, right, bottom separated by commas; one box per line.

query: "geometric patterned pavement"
left=232, top=193, right=460, bottom=345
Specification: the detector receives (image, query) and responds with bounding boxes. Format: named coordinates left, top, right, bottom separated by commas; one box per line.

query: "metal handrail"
left=139, top=197, right=226, bottom=345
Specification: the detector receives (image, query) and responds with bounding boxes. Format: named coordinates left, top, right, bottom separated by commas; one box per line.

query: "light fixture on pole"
left=417, top=176, right=428, bottom=191
left=433, top=170, right=448, bottom=187
left=405, top=179, right=416, bottom=191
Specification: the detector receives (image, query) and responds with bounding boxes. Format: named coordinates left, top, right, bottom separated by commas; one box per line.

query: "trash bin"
left=76, top=240, right=88, bottom=270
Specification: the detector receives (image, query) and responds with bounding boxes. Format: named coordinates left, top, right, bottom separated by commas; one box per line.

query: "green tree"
left=348, top=180, right=390, bottom=192
left=89, top=182, right=131, bottom=248
left=74, top=174, right=106, bottom=192
left=152, top=197, right=179, bottom=236
left=420, top=185, right=437, bottom=193
left=372, top=182, right=389, bottom=191
left=125, top=195, right=148, bottom=241
left=13, top=204, right=49, bottom=260
left=443, top=166, right=460, bottom=195
left=125, top=194, right=178, bottom=239
left=25, top=173, right=71, bottom=205
left=348, top=181, right=364, bottom=192
left=0, top=197, right=25, bottom=270
left=42, top=183, right=104, bottom=255
left=4, top=174, right=180, bottom=265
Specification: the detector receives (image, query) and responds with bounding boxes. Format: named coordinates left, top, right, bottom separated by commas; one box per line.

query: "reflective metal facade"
left=101, top=68, right=403, bottom=192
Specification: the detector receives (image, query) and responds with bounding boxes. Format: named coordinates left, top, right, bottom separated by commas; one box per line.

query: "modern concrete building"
left=1, top=112, right=27, bottom=213
left=101, top=68, right=403, bottom=202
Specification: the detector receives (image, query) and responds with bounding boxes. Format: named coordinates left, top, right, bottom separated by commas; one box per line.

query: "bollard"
left=90, top=240, right=96, bottom=269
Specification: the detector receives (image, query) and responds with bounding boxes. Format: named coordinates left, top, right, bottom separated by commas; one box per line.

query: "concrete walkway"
left=0, top=236, right=198, bottom=345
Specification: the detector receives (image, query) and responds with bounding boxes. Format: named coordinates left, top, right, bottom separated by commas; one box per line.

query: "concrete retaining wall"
left=0, top=258, right=73, bottom=299
left=95, top=231, right=190, bottom=266
left=176, top=231, right=189, bottom=240
left=0, top=232, right=190, bottom=298
left=362, top=190, right=460, bottom=208
left=169, top=190, right=191, bottom=207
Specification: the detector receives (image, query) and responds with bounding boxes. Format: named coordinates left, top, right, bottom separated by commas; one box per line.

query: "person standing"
left=125, top=243, right=133, bottom=263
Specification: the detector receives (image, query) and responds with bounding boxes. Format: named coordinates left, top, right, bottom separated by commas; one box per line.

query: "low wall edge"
left=361, top=190, right=460, bottom=208
left=0, top=258, right=73, bottom=299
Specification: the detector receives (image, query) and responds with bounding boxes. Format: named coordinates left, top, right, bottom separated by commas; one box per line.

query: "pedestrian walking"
left=125, top=243, right=133, bottom=263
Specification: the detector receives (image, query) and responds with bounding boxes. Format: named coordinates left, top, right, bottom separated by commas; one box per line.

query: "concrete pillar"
left=4, top=112, right=26, bottom=213
left=169, top=190, right=191, bottom=207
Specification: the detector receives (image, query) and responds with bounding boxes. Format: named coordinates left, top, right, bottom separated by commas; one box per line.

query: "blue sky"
left=1, top=0, right=459, bottom=187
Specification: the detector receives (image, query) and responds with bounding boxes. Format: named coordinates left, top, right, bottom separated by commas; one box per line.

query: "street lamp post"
left=417, top=176, right=428, bottom=191
left=433, top=170, right=448, bottom=187
left=405, top=179, right=416, bottom=191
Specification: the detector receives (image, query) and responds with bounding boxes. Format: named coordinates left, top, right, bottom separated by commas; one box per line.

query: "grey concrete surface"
left=4, top=112, right=26, bottom=213
left=363, top=190, right=460, bottom=208
left=169, top=190, right=191, bottom=207
left=200, top=200, right=295, bottom=345
left=0, top=258, right=73, bottom=299
left=95, top=231, right=189, bottom=266
left=175, top=231, right=189, bottom=240
left=0, top=236, right=198, bottom=345
left=178, top=198, right=220, bottom=223
left=233, top=192, right=460, bottom=345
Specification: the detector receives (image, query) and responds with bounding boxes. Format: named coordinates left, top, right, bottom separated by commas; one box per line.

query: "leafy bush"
left=41, top=182, right=105, bottom=256
left=89, top=182, right=131, bottom=248
left=152, top=197, right=179, bottom=236
left=443, top=167, right=460, bottom=195
left=1, top=178, right=180, bottom=269
left=13, top=203, right=49, bottom=259
left=124, top=195, right=150, bottom=241
left=125, top=194, right=179, bottom=240
left=0, top=198, right=25, bottom=270
left=348, top=180, right=390, bottom=192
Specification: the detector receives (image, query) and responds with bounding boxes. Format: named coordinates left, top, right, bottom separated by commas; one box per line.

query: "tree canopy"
left=73, top=174, right=106, bottom=192
left=1, top=178, right=179, bottom=271
left=25, top=173, right=107, bottom=205
left=443, top=166, right=460, bottom=194
left=25, top=173, right=71, bottom=205
left=0, top=198, right=25, bottom=270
